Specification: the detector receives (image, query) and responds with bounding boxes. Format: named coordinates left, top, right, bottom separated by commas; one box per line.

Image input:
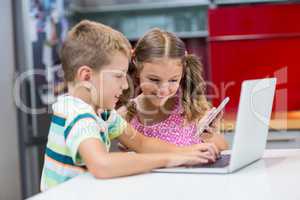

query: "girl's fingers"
left=199, top=107, right=216, bottom=125
left=206, top=108, right=216, bottom=121
left=201, top=143, right=219, bottom=159
left=208, top=143, right=220, bottom=157
left=197, top=151, right=216, bottom=162
left=205, top=127, right=214, bottom=133
left=208, top=107, right=216, bottom=115
left=209, top=111, right=222, bottom=127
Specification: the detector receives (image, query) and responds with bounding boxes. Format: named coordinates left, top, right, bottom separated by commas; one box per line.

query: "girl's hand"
left=201, top=124, right=229, bottom=151
left=208, top=109, right=223, bottom=133
left=200, top=110, right=222, bottom=140
left=197, top=107, right=223, bottom=136
left=117, top=142, right=130, bottom=152
left=197, top=105, right=223, bottom=139
left=200, top=111, right=229, bottom=151
left=197, top=108, right=216, bottom=134
left=201, top=132, right=229, bottom=151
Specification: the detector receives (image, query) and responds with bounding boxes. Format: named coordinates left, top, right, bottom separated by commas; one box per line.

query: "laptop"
left=153, top=78, right=276, bottom=174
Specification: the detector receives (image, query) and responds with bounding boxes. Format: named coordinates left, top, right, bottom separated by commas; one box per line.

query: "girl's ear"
left=76, top=65, right=92, bottom=81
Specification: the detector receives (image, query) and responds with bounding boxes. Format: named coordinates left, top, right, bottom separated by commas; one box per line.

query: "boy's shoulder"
left=52, top=94, right=97, bottom=123
left=52, top=94, right=124, bottom=126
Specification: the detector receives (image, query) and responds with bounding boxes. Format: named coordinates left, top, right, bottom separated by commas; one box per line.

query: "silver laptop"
left=153, top=78, right=276, bottom=174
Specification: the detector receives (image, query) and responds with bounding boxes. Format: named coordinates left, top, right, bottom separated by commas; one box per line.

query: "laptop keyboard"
left=191, top=154, right=231, bottom=168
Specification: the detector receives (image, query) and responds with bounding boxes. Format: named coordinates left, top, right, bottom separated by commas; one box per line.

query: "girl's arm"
left=79, top=138, right=211, bottom=179
left=201, top=132, right=228, bottom=151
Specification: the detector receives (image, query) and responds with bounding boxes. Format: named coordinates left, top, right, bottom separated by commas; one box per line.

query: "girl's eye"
left=149, top=78, right=160, bottom=82
left=169, top=79, right=178, bottom=83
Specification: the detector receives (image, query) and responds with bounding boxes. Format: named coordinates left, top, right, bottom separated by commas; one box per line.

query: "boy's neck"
left=68, top=82, right=98, bottom=112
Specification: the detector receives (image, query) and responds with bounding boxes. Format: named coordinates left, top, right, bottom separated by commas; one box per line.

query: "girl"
left=118, top=28, right=228, bottom=150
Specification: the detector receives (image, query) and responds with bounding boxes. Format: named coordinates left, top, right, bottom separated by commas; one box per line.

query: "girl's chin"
left=149, top=96, right=169, bottom=106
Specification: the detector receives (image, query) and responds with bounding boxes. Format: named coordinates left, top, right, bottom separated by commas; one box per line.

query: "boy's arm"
left=117, top=106, right=181, bottom=153
left=117, top=106, right=220, bottom=156
left=65, top=112, right=213, bottom=179
left=118, top=124, right=219, bottom=157
left=118, top=124, right=180, bottom=153
left=78, top=138, right=209, bottom=179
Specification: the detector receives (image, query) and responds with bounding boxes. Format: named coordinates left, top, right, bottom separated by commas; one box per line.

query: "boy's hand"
left=178, top=143, right=220, bottom=163
left=165, top=150, right=214, bottom=167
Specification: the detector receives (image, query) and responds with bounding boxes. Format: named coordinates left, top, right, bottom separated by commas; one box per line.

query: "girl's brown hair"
left=120, top=28, right=210, bottom=122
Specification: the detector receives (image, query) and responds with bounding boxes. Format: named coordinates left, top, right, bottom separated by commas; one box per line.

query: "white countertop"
left=29, top=149, right=300, bottom=200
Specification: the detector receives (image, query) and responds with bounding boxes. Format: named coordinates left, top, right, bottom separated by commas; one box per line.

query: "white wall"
left=0, top=0, right=22, bottom=199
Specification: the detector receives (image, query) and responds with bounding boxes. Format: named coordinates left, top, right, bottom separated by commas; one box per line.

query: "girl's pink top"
left=130, top=96, right=202, bottom=146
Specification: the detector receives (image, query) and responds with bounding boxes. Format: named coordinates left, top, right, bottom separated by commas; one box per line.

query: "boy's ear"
left=76, top=65, right=92, bottom=81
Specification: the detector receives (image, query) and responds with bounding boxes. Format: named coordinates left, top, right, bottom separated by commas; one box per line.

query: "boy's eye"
left=116, top=74, right=124, bottom=78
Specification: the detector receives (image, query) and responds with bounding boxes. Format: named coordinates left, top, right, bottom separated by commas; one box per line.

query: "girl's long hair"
left=119, top=28, right=210, bottom=122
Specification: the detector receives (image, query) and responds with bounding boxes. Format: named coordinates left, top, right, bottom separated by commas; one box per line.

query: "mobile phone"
left=198, top=97, right=230, bottom=135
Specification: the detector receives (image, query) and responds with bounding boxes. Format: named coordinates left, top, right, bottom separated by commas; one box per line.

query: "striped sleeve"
left=65, top=114, right=104, bottom=165
left=108, top=113, right=127, bottom=140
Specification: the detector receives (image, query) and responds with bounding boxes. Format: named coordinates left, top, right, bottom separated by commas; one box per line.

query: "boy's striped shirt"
left=40, top=95, right=127, bottom=191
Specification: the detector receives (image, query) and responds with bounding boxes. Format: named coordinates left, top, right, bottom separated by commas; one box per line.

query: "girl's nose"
left=158, top=83, right=170, bottom=97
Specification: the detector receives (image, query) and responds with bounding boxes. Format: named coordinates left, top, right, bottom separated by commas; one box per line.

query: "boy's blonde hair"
left=61, top=20, right=132, bottom=82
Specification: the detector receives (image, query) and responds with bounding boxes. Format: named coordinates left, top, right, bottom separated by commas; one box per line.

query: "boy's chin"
left=105, top=102, right=117, bottom=110
left=96, top=102, right=116, bottom=111
left=102, top=104, right=115, bottom=110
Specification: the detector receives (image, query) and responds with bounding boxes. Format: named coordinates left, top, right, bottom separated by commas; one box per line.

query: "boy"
left=40, top=20, right=219, bottom=191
